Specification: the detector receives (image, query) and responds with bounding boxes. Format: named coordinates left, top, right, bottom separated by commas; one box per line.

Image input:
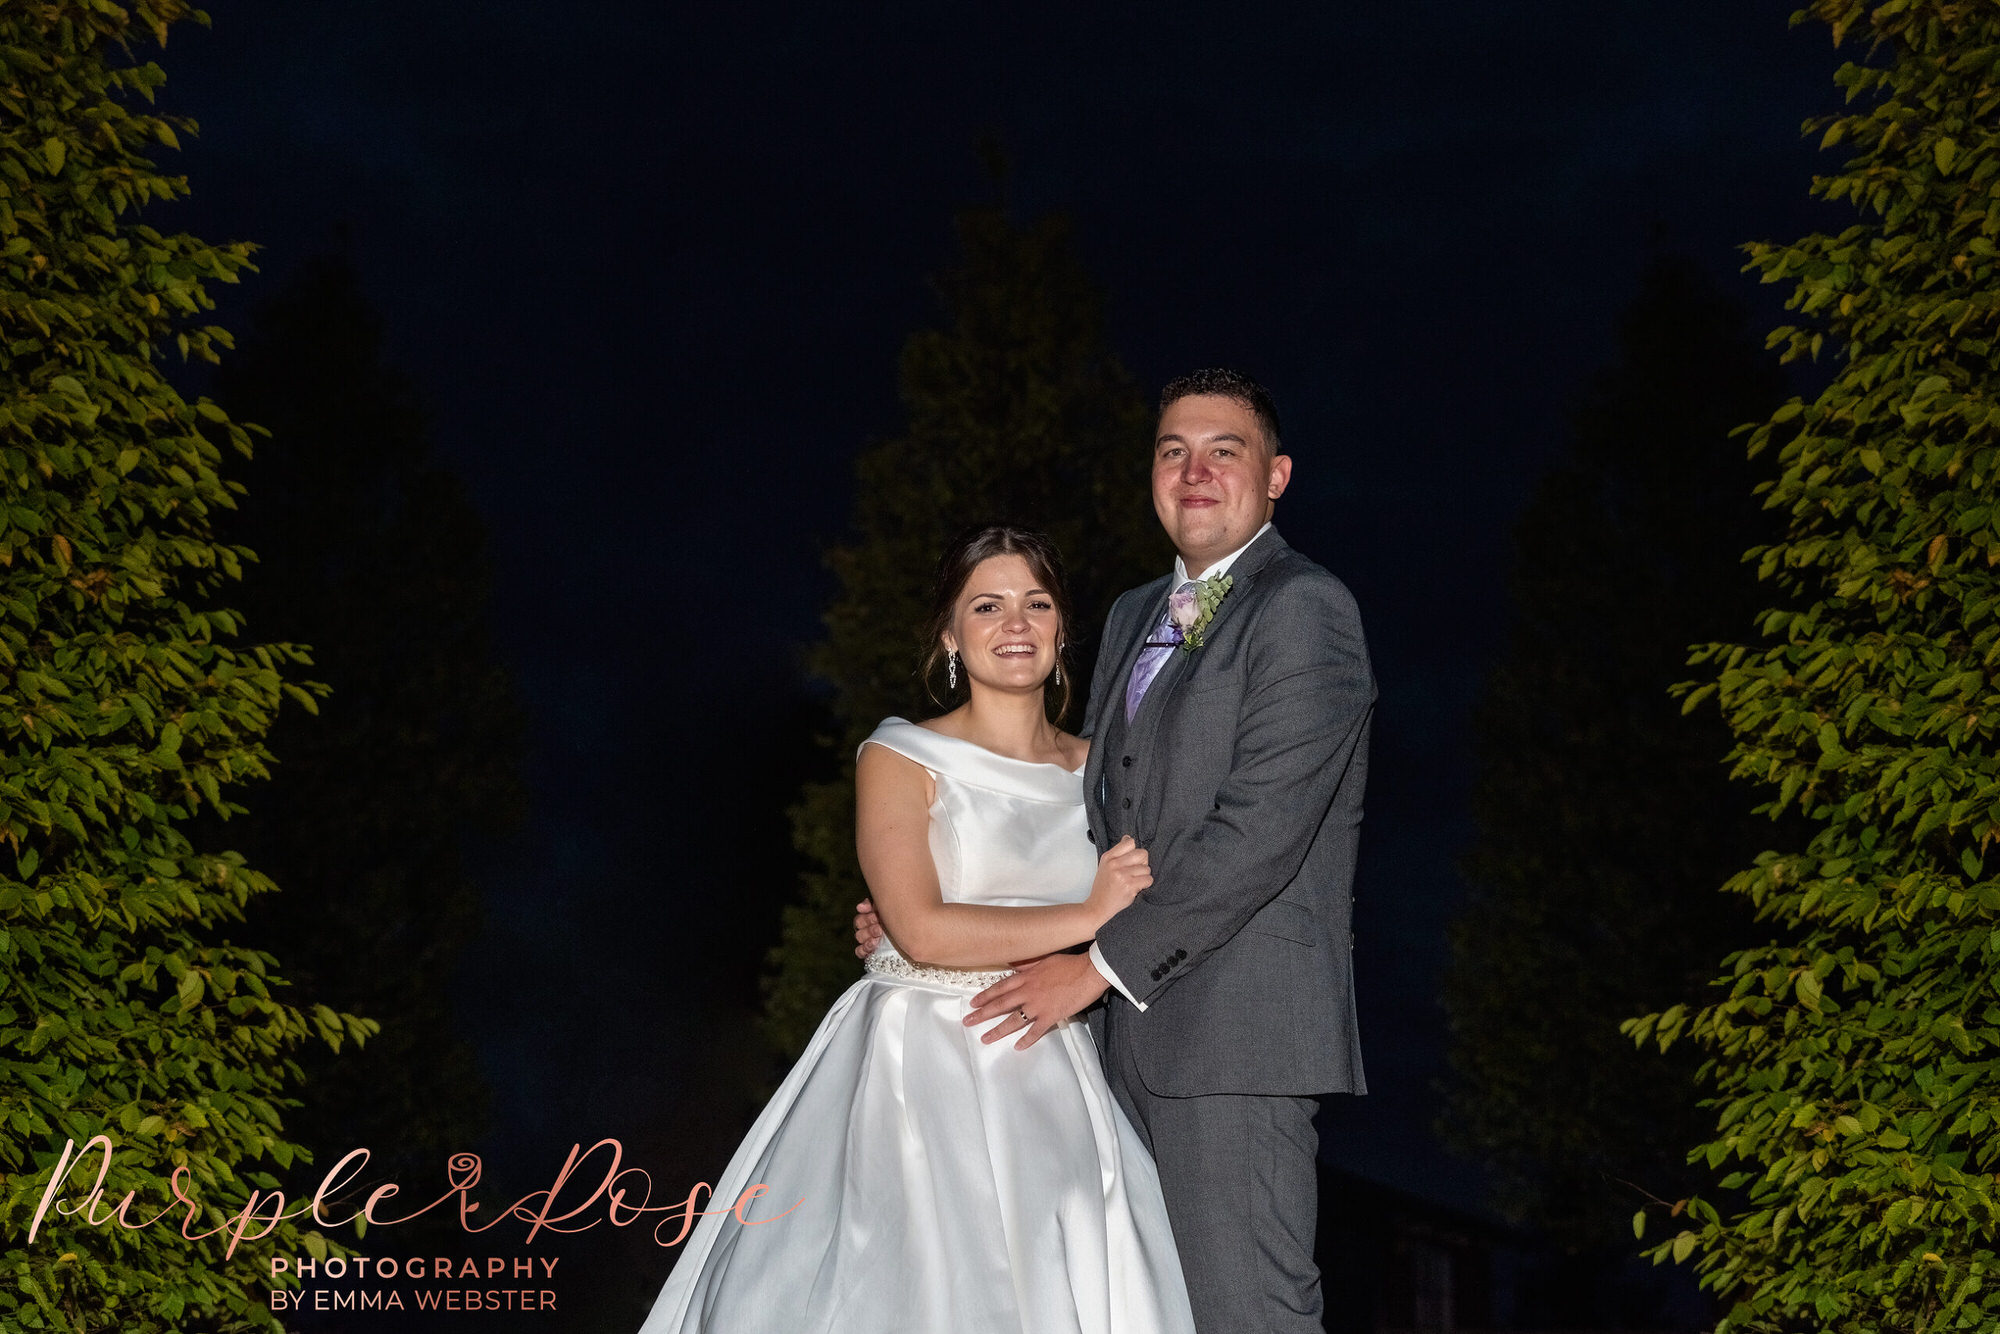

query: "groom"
left=861, top=368, right=1374, bottom=1332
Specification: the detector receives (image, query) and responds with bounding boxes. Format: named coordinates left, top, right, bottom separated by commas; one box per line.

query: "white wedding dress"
left=637, top=717, right=1194, bottom=1334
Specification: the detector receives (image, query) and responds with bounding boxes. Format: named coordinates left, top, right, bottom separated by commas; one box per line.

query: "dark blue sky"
left=161, top=0, right=1836, bottom=1217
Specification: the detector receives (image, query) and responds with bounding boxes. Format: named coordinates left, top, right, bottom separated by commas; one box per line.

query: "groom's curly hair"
left=1159, top=367, right=1283, bottom=456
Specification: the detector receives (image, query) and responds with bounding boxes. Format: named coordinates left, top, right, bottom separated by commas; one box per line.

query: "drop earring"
left=947, top=650, right=959, bottom=691
left=1053, top=646, right=1063, bottom=688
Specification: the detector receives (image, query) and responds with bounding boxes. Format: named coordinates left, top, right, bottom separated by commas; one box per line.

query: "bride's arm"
left=856, top=742, right=1147, bottom=968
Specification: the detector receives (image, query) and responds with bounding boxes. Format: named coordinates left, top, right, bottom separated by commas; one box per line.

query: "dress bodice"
left=858, top=717, right=1095, bottom=973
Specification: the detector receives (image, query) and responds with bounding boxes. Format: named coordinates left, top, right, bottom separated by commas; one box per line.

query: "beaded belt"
left=863, top=950, right=1013, bottom=993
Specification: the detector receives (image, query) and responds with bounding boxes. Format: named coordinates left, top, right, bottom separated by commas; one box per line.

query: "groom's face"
left=1151, top=394, right=1292, bottom=571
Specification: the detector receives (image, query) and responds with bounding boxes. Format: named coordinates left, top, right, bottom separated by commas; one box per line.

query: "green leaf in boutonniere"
left=1169, top=573, right=1233, bottom=652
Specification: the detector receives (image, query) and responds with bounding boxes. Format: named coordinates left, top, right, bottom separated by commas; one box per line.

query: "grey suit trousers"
left=1105, top=1004, right=1323, bottom=1333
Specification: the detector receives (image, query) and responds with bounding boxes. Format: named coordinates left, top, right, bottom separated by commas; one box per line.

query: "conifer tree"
left=760, top=207, right=1165, bottom=1056
left=207, top=252, right=525, bottom=1181
left=1627, top=5, right=2000, bottom=1329
left=0, top=6, right=368, bottom=1329
left=1442, top=257, right=1785, bottom=1251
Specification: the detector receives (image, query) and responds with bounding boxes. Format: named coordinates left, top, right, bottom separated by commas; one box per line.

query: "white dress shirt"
left=1088, top=521, right=1273, bottom=1009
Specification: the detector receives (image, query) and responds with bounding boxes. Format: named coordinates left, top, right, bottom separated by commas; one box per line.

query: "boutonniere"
left=1166, top=574, right=1233, bottom=652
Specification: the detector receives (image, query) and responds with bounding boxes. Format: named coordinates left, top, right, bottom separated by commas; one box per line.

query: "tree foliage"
left=1441, top=256, right=1786, bottom=1252
left=0, top=5, right=367, bottom=1329
left=1625, top=5, right=2000, bottom=1329
left=207, top=252, right=526, bottom=1180
left=760, top=207, right=1166, bottom=1056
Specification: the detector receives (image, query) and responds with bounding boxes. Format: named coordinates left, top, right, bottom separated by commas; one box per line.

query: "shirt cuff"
left=1089, top=942, right=1147, bottom=1012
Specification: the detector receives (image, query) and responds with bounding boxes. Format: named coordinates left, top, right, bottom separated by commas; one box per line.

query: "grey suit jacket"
left=1082, top=525, right=1374, bottom=1098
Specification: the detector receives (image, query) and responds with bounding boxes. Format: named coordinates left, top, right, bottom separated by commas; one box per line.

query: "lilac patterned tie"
left=1124, top=581, right=1199, bottom=722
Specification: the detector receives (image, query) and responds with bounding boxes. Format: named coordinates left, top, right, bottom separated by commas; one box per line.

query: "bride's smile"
left=943, top=552, right=1063, bottom=693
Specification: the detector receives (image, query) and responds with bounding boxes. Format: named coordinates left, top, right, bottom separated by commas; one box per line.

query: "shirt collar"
left=1173, top=521, right=1273, bottom=585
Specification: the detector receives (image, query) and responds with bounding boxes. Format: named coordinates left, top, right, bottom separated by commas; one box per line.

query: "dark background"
left=155, top=0, right=1835, bottom=1317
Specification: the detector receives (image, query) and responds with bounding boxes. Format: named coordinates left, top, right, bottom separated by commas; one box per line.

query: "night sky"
left=156, top=0, right=1837, bottom=1222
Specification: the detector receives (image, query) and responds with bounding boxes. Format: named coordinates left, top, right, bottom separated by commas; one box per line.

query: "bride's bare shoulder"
left=910, top=708, right=968, bottom=741
left=857, top=734, right=938, bottom=806
left=1057, top=731, right=1090, bottom=770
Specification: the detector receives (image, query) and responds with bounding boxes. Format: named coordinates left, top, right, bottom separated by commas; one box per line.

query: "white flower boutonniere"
left=1167, top=574, right=1233, bottom=652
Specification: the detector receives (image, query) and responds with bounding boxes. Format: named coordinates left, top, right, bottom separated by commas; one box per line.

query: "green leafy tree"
left=206, top=252, right=526, bottom=1181
left=1441, top=256, right=1786, bottom=1253
left=761, top=206, right=1166, bottom=1056
left=0, top=5, right=369, bottom=1330
left=1625, top=5, right=2000, bottom=1329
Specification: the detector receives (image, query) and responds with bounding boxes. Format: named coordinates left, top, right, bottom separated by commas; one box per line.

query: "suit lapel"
left=1128, top=526, right=1290, bottom=740
left=1085, top=577, right=1169, bottom=843
left=1117, top=579, right=1173, bottom=690
left=1101, top=577, right=1172, bottom=737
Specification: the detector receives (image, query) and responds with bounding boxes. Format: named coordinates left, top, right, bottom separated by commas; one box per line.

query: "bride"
left=637, top=525, right=1195, bottom=1333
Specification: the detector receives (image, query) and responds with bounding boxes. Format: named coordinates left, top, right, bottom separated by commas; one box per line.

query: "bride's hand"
left=1086, top=836, right=1151, bottom=921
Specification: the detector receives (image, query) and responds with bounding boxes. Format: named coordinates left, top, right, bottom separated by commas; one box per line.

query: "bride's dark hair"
left=922, top=524, right=1075, bottom=721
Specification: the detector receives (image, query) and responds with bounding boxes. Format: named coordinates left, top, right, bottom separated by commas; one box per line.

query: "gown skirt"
left=636, top=961, right=1194, bottom=1334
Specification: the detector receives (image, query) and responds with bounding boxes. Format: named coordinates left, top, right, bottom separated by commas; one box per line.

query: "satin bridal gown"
left=637, top=717, right=1194, bottom=1334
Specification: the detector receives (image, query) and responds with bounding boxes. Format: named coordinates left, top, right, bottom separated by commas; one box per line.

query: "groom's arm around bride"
left=1083, top=540, right=1372, bottom=1092
left=972, top=527, right=1373, bottom=1082
left=968, top=377, right=1373, bottom=1100
left=965, top=369, right=1373, bottom=1334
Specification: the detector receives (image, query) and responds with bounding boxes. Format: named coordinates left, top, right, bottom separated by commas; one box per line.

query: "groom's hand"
left=966, top=952, right=1110, bottom=1050
left=852, top=899, right=884, bottom=959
